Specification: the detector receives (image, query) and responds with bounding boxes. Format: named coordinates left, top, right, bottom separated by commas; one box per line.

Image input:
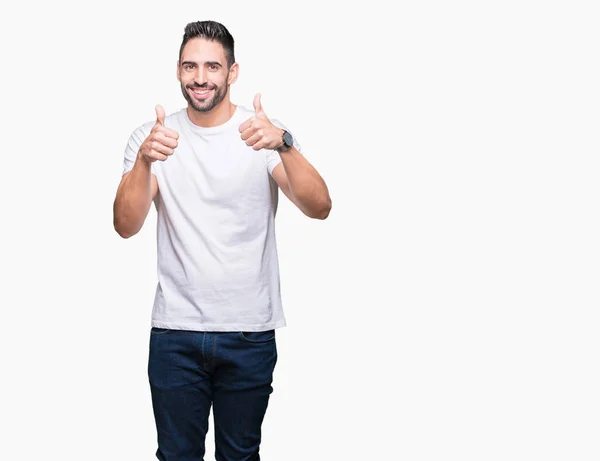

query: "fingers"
left=155, top=104, right=166, bottom=126
left=145, top=151, right=169, bottom=162
left=250, top=140, right=267, bottom=151
left=155, top=131, right=178, bottom=149
left=152, top=105, right=178, bottom=139
left=141, top=139, right=170, bottom=162
left=150, top=128, right=177, bottom=156
left=239, top=116, right=255, bottom=133
left=150, top=139, right=175, bottom=156
left=240, top=125, right=260, bottom=141
left=140, top=105, right=179, bottom=163
left=155, top=124, right=180, bottom=140
left=239, top=114, right=278, bottom=150
left=253, top=93, right=264, bottom=115
left=150, top=124, right=178, bottom=159
left=243, top=130, right=263, bottom=147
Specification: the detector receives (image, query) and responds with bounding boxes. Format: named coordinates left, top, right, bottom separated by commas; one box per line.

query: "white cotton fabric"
left=122, top=105, right=301, bottom=331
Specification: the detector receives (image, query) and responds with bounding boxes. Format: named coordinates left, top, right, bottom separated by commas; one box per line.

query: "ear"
left=227, top=62, right=239, bottom=85
left=176, top=60, right=181, bottom=83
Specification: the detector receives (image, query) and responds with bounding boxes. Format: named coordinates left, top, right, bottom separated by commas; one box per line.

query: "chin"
left=193, top=102, right=215, bottom=113
left=187, top=96, right=214, bottom=112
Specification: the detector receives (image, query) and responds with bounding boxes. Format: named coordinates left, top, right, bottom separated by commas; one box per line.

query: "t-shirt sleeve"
left=266, top=118, right=303, bottom=175
left=122, top=125, right=157, bottom=176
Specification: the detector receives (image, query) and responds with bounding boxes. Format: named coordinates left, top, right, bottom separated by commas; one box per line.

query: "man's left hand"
left=239, top=94, right=284, bottom=151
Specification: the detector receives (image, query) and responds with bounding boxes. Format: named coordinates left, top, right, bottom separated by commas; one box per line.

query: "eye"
left=184, top=64, right=194, bottom=71
left=209, top=64, right=218, bottom=71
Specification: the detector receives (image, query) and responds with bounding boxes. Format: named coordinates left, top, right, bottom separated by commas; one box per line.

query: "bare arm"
left=113, top=158, right=158, bottom=238
left=271, top=149, right=331, bottom=219
left=239, top=94, right=332, bottom=219
left=113, top=105, right=179, bottom=238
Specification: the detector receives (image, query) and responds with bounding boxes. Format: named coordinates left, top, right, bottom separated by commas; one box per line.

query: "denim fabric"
left=148, top=328, right=278, bottom=461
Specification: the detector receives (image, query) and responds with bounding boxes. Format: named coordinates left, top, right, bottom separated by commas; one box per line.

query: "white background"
left=1, top=0, right=599, bottom=460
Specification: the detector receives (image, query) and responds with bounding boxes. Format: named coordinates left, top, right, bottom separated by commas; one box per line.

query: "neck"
left=186, top=97, right=236, bottom=128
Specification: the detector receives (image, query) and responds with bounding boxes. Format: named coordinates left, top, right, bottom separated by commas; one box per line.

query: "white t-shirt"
left=122, top=104, right=301, bottom=332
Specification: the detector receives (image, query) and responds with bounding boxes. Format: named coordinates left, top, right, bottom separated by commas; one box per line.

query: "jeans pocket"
left=150, top=327, right=173, bottom=336
left=238, top=329, right=275, bottom=343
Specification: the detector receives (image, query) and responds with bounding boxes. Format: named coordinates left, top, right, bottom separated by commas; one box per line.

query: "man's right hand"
left=139, top=105, right=179, bottom=163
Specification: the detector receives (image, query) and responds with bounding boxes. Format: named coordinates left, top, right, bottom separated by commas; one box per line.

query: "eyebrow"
left=181, top=60, right=222, bottom=67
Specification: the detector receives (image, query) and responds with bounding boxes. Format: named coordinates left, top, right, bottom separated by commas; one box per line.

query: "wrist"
left=136, top=151, right=154, bottom=168
left=275, top=129, right=294, bottom=153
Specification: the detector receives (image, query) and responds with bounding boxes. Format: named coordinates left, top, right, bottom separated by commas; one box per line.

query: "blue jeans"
left=148, top=327, right=278, bottom=461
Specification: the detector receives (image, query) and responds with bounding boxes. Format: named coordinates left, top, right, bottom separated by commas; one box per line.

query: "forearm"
left=280, top=147, right=331, bottom=219
left=113, top=154, right=154, bottom=238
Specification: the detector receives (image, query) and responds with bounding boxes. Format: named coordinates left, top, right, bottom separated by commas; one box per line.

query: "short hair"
left=179, top=20, right=235, bottom=68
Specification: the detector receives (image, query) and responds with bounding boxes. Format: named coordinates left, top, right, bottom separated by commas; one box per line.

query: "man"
left=113, top=20, right=331, bottom=461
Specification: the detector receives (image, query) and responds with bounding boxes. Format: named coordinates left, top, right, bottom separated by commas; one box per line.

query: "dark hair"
left=179, top=20, right=235, bottom=68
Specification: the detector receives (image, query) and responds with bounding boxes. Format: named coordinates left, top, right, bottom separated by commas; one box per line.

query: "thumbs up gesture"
left=239, top=94, right=285, bottom=151
left=139, top=105, right=180, bottom=163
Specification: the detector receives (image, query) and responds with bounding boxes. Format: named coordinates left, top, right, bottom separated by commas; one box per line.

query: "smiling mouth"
left=189, top=87, right=214, bottom=99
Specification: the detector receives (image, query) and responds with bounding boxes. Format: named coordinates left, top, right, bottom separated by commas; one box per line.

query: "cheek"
left=217, top=72, right=230, bottom=87
left=179, top=75, right=191, bottom=86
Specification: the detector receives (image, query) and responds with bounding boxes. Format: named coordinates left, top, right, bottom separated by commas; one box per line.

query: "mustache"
left=187, top=83, right=217, bottom=90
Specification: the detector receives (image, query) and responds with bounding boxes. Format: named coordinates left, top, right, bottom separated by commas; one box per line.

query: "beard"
left=181, top=82, right=228, bottom=113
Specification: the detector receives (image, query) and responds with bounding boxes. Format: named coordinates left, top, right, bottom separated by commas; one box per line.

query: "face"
left=177, top=38, right=238, bottom=113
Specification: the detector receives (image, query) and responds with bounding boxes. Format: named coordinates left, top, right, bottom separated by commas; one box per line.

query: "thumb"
left=253, top=93, right=265, bottom=116
left=155, top=104, right=166, bottom=126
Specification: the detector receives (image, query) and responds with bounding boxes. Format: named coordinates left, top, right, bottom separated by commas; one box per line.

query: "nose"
left=193, top=67, right=208, bottom=86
